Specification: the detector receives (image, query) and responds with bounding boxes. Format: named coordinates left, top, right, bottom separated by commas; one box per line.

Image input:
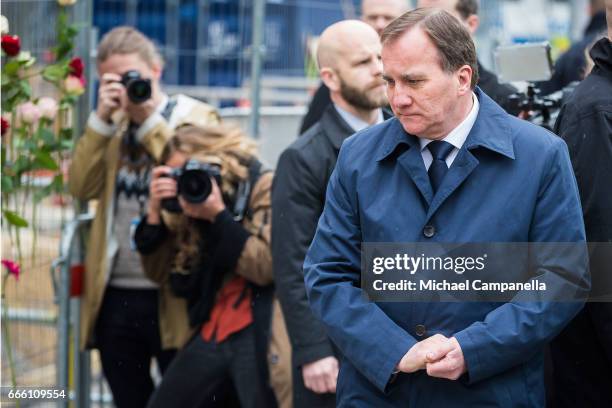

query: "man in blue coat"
left=304, top=8, right=590, bottom=407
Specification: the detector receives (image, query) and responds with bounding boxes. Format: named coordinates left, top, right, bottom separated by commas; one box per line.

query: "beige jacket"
left=68, top=94, right=219, bottom=351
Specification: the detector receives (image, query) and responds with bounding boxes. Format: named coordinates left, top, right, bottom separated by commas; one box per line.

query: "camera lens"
left=127, top=79, right=152, bottom=104
left=121, top=71, right=152, bottom=104
left=179, top=170, right=212, bottom=203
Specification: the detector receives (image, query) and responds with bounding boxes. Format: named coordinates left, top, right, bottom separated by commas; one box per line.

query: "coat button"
left=423, top=225, right=435, bottom=238
left=415, top=324, right=427, bottom=337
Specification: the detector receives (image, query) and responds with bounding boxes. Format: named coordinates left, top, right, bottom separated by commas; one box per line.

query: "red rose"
left=69, top=57, right=84, bottom=78
left=1, top=117, right=9, bottom=136
left=1, top=259, right=20, bottom=281
left=1, top=34, right=20, bottom=57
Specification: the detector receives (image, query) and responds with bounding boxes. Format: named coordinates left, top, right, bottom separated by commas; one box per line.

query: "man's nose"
left=375, top=17, right=388, bottom=34
left=391, top=87, right=413, bottom=108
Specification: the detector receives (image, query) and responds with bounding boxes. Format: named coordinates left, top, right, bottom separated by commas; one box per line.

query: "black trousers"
left=95, top=286, right=176, bottom=408
left=147, top=325, right=274, bottom=408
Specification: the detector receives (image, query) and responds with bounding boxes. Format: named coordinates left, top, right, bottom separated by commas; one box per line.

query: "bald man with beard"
left=272, top=20, right=391, bottom=408
left=299, top=0, right=409, bottom=134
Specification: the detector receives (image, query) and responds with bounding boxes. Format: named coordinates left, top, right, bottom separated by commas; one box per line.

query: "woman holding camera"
left=134, top=124, right=291, bottom=408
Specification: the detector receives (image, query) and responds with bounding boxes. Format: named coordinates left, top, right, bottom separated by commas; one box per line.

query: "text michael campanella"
left=369, top=253, right=547, bottom=293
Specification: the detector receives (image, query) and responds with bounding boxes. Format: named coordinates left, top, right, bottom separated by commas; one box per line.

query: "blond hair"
left=96, top=26, right=164, bottom=68
left=161, top=124, right=259, bottom=273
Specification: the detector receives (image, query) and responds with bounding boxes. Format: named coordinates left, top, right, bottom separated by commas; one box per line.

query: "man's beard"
left=339, top=78, right=387, bottom=111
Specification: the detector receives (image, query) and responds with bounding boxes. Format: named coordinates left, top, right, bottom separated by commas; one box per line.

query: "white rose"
left=18, top=101, right=42, bottom=124
left=57, top=0, right=77, bottom=6
left=38, top=97, right=59, bottom=120
left=0, top=15, right=9, bottom=35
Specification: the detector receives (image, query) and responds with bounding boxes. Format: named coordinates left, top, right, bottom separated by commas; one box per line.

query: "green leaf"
left=34, top=151, right=59, bottom=170
left=59, top=139, right=73, bottom=151
left=1, top=175, right=14, bottom=193
left=1, top=84, right=21, bottom=105
left=42, top=64, right=67, bottom=83
left=18, top=80, right=31, bottom=100
left=66, top=25, right=78, bottom=37
left=39, top=128, right=56, bottom=146
left=13, top=155, right=33, bottom=175
left=59, top=128, right=73, bottom=140
left=34, top=174, right=63, bottom=203
left=3, top=210, right=29, bottom=228
left=60, top=95, right=78, bottom=106
left=3, top=60, right=21, bottom=76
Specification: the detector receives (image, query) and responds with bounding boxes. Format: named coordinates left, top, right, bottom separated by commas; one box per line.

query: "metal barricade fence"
left=49, top=213, right=94, bottom=408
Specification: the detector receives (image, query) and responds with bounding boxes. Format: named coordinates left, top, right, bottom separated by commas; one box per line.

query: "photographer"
left=136, top=125, right=291, bottom=408
left=68, top=26, right=219, bottom=408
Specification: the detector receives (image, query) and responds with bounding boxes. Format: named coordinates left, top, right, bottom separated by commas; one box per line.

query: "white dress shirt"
left=334, top=104, right=385, bottom=132
left=419, top=93, right=480, bottom=170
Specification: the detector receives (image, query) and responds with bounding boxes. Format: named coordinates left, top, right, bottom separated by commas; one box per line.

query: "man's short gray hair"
left=381, top=8, right=479, bottom=89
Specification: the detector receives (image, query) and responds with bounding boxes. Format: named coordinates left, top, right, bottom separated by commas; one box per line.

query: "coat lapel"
left=425, top=147, right=479, bottom=222
left=397, top=147, right=434, bottom=207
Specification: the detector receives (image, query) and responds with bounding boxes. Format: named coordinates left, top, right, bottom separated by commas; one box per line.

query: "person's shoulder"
left=478, top=92, right=560, bottom=150
left=339, top=118, right=398, bottom=164
left=276, top=122, right=326, bottom=171
left=566, top=74, right=612, bottom=115
left=170, top=94, right=219, bottom=127
left=283, top=122, right=326, bottom=157
left=502, top=112, right=568, bottom=157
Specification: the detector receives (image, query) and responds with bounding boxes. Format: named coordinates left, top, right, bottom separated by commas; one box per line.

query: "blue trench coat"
left=304, top=89, right=590, bottom=407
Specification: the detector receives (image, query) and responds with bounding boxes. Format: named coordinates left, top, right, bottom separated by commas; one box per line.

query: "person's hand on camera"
left=147, top=166, right=176, bottom=224
left=179, top=177, right=226, bottom=222
left=125, top=97, right=157, bottom=125
left=302, top=356, right=339, bottom=394
left=96, top=73, right=126, bottom=123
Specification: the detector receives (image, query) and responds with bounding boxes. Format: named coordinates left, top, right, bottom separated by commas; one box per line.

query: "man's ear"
left=320, top=67, right=340, bottom=92
left=456, top=65, right=473, bottom=95
left=465, top=14, right=479, bottom=35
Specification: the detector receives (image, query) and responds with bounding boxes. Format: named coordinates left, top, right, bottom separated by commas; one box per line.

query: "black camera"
left=121, top=70, right=152, bottom=104
left=161, top=159, right=222, bottom=213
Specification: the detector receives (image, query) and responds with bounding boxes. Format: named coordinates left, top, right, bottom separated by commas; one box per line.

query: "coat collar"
left=375, top=87, right=515, bottom=162
left=321, top=104, right=394, bottom=150
left=590, top=38, right=612, bottom=81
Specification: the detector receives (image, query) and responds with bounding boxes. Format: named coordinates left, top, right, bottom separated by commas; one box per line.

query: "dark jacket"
left=539, top=11, right=607, bottom=95
left=299, top=83, right=331, bottom=134
left=551, top=37, right=612, bottom=408
left=272, top=105, right=391, bottom=407
left=477, top=61, right=519, bottom=115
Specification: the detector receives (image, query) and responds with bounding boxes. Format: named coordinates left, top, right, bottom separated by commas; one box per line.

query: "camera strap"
left=161, top=96, right=177, bottom=122
left=232, top=159, right=270, bottom=222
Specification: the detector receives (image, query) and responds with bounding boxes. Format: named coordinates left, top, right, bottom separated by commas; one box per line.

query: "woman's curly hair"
left=160, top=124, right=258, bottom=274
